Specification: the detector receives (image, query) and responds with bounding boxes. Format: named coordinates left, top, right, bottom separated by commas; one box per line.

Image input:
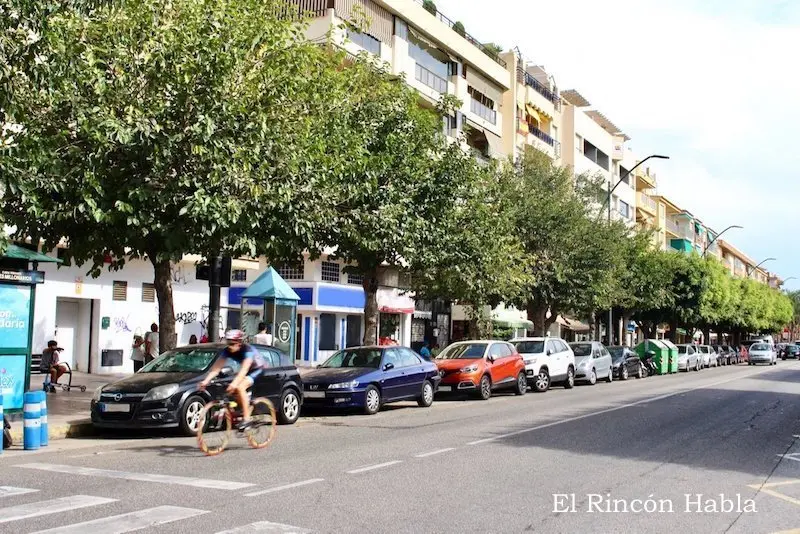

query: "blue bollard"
left=39, top=390, right=48, bottom=447
left=23, top=391, right=41, bottom=450
left=0, top=393, right=4, bottom=455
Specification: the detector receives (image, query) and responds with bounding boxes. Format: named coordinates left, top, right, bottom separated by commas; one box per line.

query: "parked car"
left=302, top=346, right=441, bottom=415
left=723, top=345, right=740, bottom=365
left=698, top=345, right=718, bottom=368
left=783, top=344, right=800, bottom=360
left=569, top=342, right=613, bottom=385
left=676, top=344, right=701, bottom=372
left=511, top=337, right=575, bottom=392
left=748, top=343, right=777, bottom=366
left=608, top=346, right=644, bottom=380
left=91, top=343, right=303, bottom=435
left=435, top=341, right=527, bottom=400
left=712, top=345, right=728, bottom=366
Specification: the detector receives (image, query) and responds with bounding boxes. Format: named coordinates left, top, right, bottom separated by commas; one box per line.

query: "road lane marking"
left=777, top=454, right=800, bottom=463
left=68, top=449, right=124, bottom=459
left=467, top=371, right=772, bottom=445
left=244, top=479, right=325, bottom=497
left=346, top=460, right=402, bottom=474
left=16, top=463, right=254, bottom=490
left=0, top=486, right=39, bottom=499
left=758, top=488, right=800, bottom=508
left=414, top=448, right=455, bottom=458
left=215, top=520, right=313, bottom=533
left=31, top=505, right=208, bottom=533
left=749, top=480, right=800, bottom=489
left=0, top=495, right=116, bottom=523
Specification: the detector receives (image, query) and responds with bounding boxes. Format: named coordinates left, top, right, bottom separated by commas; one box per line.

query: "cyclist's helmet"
left=224, top=329, right=245, bottom=342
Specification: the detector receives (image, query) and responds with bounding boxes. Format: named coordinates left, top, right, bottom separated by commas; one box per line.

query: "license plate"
left=101, top=403, right=130, bottom=413
left=304, top=391, right=325, bottom=399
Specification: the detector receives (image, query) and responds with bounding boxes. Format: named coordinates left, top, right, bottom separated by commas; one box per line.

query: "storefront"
left=410, top=299, right=451, bottom=352
left=377, top=288, right=414, bottom=346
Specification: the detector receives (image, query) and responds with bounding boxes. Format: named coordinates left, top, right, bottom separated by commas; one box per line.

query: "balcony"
left=530, top=126, right=555, bottom=147
left=637, top=192, right=657, bottom=215
left=415, top=63, right=447, bottom=93
left=470, top=98, right=497, bottom=125
left=665, top=218, right=680, bottom=236
left=516, top=67, right=561, bottom=109
left=636, top=169, right=656, bottom=191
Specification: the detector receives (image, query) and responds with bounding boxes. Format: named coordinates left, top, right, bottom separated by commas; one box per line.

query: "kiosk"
left=0, top=245, right=61, bottom=412
left=241, top=267, right=299, bottom=357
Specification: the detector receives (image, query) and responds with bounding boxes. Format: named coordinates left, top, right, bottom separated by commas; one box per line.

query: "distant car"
left=301, top=346, right=441, bottom=415
left=783, top=345, right=800, bottom=360
left=723, top=345, right=740, bottom=365
left=436, top=340, right=527, bottom=399
left=608, top=346, right=644, bottom=380
left=511, top=337, right=575, bottom=392
left=748, top=343, right=777, bottom=366
left=698, top=345, right=717, bottom=368
left=569, top=342, right=613, bottom=385
left=712, top=345, right=728, bottom=366
left=91, top=343, right=304, bottom=435
left=676, top=344, right=701, bottom=372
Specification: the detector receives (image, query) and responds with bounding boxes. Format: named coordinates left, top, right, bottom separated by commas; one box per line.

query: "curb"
left=9, top=419, right=96, bottom=442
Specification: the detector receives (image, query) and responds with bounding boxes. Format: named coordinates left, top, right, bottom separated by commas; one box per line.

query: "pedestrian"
left=41, top=340, right=67, bottom=392
left=144, top=323, right=159, bottom=364
left=131, top=330, right=145, bottom=372
left=253, top=322, right=273, bottom=346
left=200, top=333, right=209, bottom=343
left=419, top=340, right=432, bottom=360
left=189, top=334, right=198, bottom=345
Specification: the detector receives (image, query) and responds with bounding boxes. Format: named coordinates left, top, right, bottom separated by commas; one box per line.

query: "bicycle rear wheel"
left=197, top=401, right=232, bottom=456
left=245, top=397, right=277, bottom=449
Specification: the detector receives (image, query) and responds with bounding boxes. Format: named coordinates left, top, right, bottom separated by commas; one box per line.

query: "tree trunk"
left=526, top=302, right=548, bottom=337
left=666, top=319, right=677, bottom=342
left=362, top=267, right=380, bottom=346
left=703, top=328, right=711, bottom=345
left=151, top=258, right=176, bottom=353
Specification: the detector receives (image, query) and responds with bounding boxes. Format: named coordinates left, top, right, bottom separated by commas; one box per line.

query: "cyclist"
left=199, top=329, right=266, bottom=430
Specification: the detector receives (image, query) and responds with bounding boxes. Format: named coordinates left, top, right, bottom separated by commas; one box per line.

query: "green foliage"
left=422, top=0, right=437, bottom=15
left=452, top=21, right=465, bottom=37
left=482, top=42, right=503, bottom=58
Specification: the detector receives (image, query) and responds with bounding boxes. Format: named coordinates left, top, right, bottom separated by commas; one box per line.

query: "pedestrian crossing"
left=0, top=485, right=315, bottom=533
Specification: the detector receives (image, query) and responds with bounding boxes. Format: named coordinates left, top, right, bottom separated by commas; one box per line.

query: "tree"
left=2, top=0, right=346, bottom=350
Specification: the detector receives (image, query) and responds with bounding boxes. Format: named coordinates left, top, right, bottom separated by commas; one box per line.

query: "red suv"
left=435, top=340, right=527, bottom=400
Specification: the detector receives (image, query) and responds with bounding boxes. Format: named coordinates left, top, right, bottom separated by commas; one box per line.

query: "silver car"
left=569, top=341, right=613, bottom=385
left=748, top=343, right=777, bottom=366
left=676, top=344, right=701, bottom=372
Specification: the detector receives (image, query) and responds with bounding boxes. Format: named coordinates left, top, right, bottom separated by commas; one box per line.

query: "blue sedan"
left=301, top=346, right=442, bottom=415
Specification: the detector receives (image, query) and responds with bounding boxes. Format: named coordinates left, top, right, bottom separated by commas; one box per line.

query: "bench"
left=30, top=354, right=43, bottom=374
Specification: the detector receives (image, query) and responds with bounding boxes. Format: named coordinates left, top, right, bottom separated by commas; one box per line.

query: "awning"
left=242, top=267, right=300, bottom=301
left=413, top=310, right=433, bottom=320
left=2, top=244, right=62, bottom=264
left=525, top=104, right=541, bottom=125
left=494, top=317, right=534, bottom=329
left=485, top=130, right=503, bottom=157
left=492, top=307, right=532, bottom=329
left=377, top=288, right=414, bottom=314
left=556, top=315, right=591, bottom=332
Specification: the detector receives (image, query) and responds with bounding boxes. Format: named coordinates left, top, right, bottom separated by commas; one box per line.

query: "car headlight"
left=329, top=380, right=359, bottom=390
left=579, top=360, right=589, bottom=368
left=460, top=365, right=479, bottom=373
left=142, top=383, right=179, bottom=402
left=92, top=385, right=106, bottom=402
left=524, top=357, right=538, bottom=365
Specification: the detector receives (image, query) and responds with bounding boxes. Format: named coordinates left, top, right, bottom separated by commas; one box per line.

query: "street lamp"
left=746, top=257, right=776, bottom=277
left=702, top=225, right=743, bottom=257
left=602, top=154, right=669, bottom=344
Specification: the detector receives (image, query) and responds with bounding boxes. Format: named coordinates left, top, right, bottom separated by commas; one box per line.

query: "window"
left=346, top=315, right=362, bottom=347
left=321, top=261, right=341, bottom=283
left=489, top=343, right=512, bottom=358
left=347, top=272, right=364, bottom=286
left=546, top=340, right=558, bottom=354
left=231, top=269, right=247, bottom=282
left=556, top=340, right=569, bottom=352
left=393, top=16, right=408, bottom=40
left=141, top=283, right=155, bottom=303
left=619, top=200, right=630, bottom=219
left=256, top=349, right=279, bottom=368
left=468, top=86, right=496, bottom=124
left=348, top=29, right=381, bottom=55
left=112, top=281, right=127, bottom=301
left=398, top=348, right=421, bottom=368
left=415, top=63, right=447, bottom=93
left=318, top=314, right=336, bottom=351
left=276, top=262, right=304, bottom=280
left=408, top=27, right=448, bottom=93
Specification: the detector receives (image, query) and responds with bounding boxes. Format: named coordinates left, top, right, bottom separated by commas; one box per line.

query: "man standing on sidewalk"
left=253, top=322, right=273, bottom=346
left=144, top=323, right=159, bottom=364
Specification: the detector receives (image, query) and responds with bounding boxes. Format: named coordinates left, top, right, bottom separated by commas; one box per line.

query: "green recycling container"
left=661, top=340, right=679, bottom=374
left=635, top=339, right=669, bottom=375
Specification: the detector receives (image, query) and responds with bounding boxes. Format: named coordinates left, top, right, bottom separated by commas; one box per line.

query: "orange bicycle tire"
left=245, top=397, right=277, bottom=449
left=197, top=400, right=232, bottom=456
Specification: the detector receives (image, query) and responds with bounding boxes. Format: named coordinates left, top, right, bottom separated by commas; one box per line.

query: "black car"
left=712, top=345, right=728, bottom=366
left=608, top=346, right=644, bottom=380
left=91, top=343, right=303, bottom=435
left=783, top=345, right=800, bottom=360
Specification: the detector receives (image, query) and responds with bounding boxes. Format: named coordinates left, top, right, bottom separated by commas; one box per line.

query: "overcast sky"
left=433, top=0, right=800, bottom=288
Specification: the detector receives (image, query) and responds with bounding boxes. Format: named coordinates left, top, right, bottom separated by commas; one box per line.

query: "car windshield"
left=438, top=343, right=487, bottom=359
left=570, top=343, right=592, bottom=357
left=751, top=343, right=769, bottom=351
left=140, top=348, right=217, bottom=373
left=608, top=347, right=625, bottom=360
left=513, top=341, right=544, bottom=354
left=322, top=348, right=382, bottom=369
left=678, top=346, right=688, bottom=354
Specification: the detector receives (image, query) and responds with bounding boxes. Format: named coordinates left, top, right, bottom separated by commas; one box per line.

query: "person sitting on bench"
left=41, top=340, right=68, bottom=392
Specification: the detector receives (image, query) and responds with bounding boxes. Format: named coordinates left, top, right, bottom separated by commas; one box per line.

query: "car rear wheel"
left=514, top=372, right=527, bottom=395
left=277, top=389, right=301, bottom=425
left=637, top=364, right=644, bottom=379
left=563, top=367, right=575, bottom=389
left=532, top=368, right=550, bottom=392
left=478, top=375, right=492, bottom=400
left=588, top=369, right=597, bottom=385
left=417, top=380, right=434, bottom=407
left=364, top=386, right=381, bottom=415
left=179, top=395, right=206, bottom=436
left=621, top=366, right=629, bottom=380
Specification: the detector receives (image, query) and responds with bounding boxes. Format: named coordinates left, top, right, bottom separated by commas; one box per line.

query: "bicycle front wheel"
left=245, top=397, right=277, bottom=449
left=197, top=401, right=232, bottom=456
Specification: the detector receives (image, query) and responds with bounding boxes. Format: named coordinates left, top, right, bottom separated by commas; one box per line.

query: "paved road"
left=2, top=361, right=800, bottom=533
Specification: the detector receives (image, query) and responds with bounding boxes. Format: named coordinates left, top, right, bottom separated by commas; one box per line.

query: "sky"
left=433, top=0, right=800, bottom=289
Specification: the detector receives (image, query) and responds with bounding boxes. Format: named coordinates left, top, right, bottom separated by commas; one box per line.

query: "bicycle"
left=196, top=383, right=277, bottom=456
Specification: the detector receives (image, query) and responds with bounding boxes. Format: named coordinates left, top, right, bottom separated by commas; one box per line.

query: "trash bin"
left=661, top=340, right=679, bottom=374
left=635, top=339, right=669, bottom=375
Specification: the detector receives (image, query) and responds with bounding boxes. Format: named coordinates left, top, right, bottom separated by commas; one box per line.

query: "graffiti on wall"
left=170, top=264, right=194, bottom=286
left=175, top=311, right=198, bottom=324
left=113, top=315, right=131, bottom=333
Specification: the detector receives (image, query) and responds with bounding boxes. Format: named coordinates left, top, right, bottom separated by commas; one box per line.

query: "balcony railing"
left=530, top=126, right=555, bottom=146
left=517, top=67, right=561, bottom=109
left=470, top=98, right=497, bottom=124
left=411, top=0, right=506, bottom=67
left=637, top=192, right=657, bottom=212
left=415, top=63, right=447, bottom=93
left=665, top=218, right=680, bottom=235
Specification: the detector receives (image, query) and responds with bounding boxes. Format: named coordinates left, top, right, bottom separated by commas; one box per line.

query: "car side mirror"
left=383, top=363, right=394, bottom=371
left=220, top=366, right=233, bottom=377
left=487, top=355, right=495, bottom=363
left=546, top=349, right=552, bottom=356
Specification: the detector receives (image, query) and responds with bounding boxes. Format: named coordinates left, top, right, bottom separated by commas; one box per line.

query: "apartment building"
left=560, top=89, right=636, bottom=227
left=293, top=0, right=511, bottom=160
left=718, top=240, right=770, bottom=282
left=633, top=166, right=666, bottom=249
left=499, top=51, right=562, bottom=161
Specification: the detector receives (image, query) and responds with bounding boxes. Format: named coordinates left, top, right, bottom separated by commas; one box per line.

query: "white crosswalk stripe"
left=30, top=505, right=208, bottom=533
left=0, top=495, right=116, bottom=524
left=0, top=486, right=39, bottom=499
left=16, top=462, right=254, bottom=490
left=215, top=521, right=314, bottom=533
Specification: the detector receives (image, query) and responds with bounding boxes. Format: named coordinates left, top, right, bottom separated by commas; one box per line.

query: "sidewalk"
left=6, top=371, right=125, bottom=443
